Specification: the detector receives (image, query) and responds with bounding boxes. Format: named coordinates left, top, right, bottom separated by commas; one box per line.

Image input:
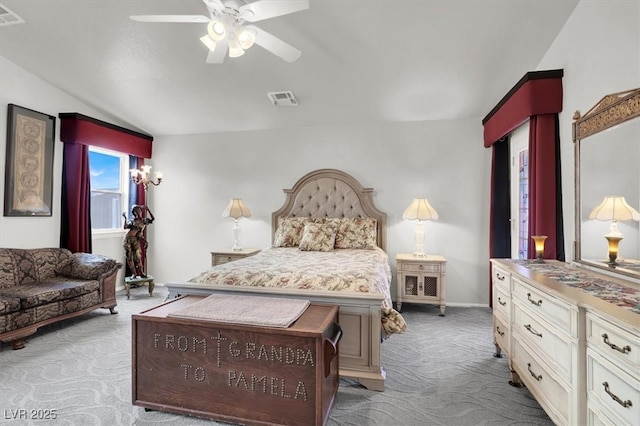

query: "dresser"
left=490, top=259, right=639, bottom=426
left=210, top=248, right=260, bottom=266
left=396, top=254, right=446, bottom=315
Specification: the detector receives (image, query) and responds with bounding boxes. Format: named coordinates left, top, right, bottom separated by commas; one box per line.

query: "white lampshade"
left=207, top=19, right=226, bottom=41
left=236, top=26, right=256, bottom=50
left=403, top=198, right=438, bottom=257
left=200, top=34, right=217, bottom=52
left=221, top=199, right=251, bottom=219
left=228, top=38, right=245, bottom=58
left=403, top=198, right=439, bottom=221
left=589, top=196, right=640, bottom=222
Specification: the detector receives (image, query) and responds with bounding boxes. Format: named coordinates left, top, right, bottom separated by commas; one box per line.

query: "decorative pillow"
left=335, top=217, right=377, bottom=249
left=273, top=217, right=316, bottom=247
left=298, top=222, right=337, bottom=252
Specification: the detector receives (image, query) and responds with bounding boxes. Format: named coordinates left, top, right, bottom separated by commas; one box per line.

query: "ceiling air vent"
left=267, top=91, right=298, bottom=106
left=0, top=3, right=24, bottom=26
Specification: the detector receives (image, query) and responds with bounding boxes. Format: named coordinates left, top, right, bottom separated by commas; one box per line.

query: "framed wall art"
left=4, top=104, right=56, bottom=216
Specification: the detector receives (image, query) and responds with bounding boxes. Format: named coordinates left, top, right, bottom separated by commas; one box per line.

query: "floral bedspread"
left=189, top=247, right=407, bottom=337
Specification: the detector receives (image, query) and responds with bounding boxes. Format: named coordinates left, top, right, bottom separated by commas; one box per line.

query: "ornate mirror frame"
left=573, top=88, right=640, bottom=281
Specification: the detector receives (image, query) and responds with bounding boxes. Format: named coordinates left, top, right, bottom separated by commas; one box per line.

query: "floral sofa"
left=0, top=248, right=121, bottom=350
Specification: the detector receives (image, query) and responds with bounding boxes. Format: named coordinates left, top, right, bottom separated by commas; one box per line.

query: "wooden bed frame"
left=165, top=169, right=389, bottom=391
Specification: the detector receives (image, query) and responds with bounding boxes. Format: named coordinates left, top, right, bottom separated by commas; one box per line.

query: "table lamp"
left=531, top=235, right=547, bottom=263
left=403, top=198, right=438, bottom=257
left=589, top=196, right=640, bottom=264
left=221, top=198, right=251, bottom=251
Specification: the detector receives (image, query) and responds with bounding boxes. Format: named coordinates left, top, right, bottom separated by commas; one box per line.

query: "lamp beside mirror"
left=531, top=235, right=547, bottom=263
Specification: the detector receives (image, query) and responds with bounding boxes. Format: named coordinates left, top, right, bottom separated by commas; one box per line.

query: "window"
left=510, top=122, right=529, bottom=259
left=89, top=147, right=129, bottom=231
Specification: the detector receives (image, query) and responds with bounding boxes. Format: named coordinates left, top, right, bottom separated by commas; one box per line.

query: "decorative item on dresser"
left=210, top=247, right=260, bottom=266
left=395, top=254, right=446, bottom=315
left=490, top=259, right=639, bottom=426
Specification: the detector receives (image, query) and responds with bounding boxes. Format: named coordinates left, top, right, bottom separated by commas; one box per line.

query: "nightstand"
left=211, top=248, right=261, bottom=266
left=395, top=253, right=447, bottom=315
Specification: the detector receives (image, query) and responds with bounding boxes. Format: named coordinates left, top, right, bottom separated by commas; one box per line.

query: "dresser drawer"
left=587, top=405, right=618, bottom=426
left=587, top=312, right=640, bottom=373
left=493, top=314, right=510, bottom=355
left=513, top=300, right=573, bottom=382
left=587, top=349, right=639, bottom=425
left=493, top=283, right=510, bottom=319
left=399, top=262, right=442, bottom=273
left=492, top=265, right=510, bottom=291
left=214, top=254, right=244, bottom=265
left=512, top=277, right=574, bottom=335
left=511, top=336, right=569, bottom=425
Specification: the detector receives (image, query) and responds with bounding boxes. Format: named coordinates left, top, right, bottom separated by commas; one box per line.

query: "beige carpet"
left=0, top=285, right=552, bottom=425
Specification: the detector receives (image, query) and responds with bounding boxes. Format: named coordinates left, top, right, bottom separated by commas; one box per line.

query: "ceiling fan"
left=130, top=0, right=309, bottom=64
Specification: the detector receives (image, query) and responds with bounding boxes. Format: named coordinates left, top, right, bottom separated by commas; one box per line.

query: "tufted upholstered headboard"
left=271, top=169, right=387, bottom=251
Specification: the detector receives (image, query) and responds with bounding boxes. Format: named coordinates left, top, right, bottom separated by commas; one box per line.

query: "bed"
left=165, top=169, right=405, bottom=391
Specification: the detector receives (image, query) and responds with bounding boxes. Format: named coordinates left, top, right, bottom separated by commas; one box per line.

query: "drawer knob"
left=496, top=326, right=505, bottom=337
left=524, top=324, right=542, bottom=338
left=526, top=293, right=542, bottom=307
left=496, top=273, right=505, bottom=281
left=601, top=333, right=632, bottom=354
left=227, top=256, right=232, bottom=261
left=527, top=363, right=542, bottom=381
left=498, top=297, right=507, bottom=307
left=602, top=382, right=633, bottom=408
left=418, top=264, right=424, bottom=270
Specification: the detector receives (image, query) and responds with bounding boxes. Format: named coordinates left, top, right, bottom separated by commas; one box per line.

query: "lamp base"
left=232, top=220, right=242, bottom=252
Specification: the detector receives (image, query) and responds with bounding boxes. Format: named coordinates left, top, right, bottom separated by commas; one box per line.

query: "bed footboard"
left=165, top=282, right=386, bottom=391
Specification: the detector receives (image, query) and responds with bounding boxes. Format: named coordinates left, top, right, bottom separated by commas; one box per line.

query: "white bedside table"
left=395, top=253, right=447, bottom=315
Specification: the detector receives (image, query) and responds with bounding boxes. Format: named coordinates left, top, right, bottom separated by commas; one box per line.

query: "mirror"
left=574, top=88, right=640, bottom=281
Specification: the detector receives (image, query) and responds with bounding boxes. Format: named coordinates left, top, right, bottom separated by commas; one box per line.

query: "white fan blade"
left=130, top=15, right=210, bottom=23
left=248, top=25, right=301, bottom=62
left=240, top=0, right=309, bottom=23
left=203, top=0, right=225, bottom=12
left=206, top=39, right=229, bottom=64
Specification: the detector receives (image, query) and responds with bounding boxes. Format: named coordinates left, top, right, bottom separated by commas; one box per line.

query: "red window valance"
left=58, top=113, right=153, bottom=158
left=482, top=69, right=563, bottom=147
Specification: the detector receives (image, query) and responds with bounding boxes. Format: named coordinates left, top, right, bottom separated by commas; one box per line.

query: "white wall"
left=149, top=120, right=491, bottom=305
left=536, top=0, right=640, bottom=261
left=0, top=56, right=128, bottom=286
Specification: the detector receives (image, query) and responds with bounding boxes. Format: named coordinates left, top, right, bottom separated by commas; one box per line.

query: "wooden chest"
left=132, top=296, right=341, bottom=426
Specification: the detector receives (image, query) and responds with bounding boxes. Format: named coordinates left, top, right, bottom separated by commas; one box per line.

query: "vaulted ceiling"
left=0, top=0, right=579, bottom=136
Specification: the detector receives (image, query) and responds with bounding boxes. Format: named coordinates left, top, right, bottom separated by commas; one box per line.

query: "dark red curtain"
left=60, top=143, right=92, bottom=253
left=528, top=114, right=565, bottom=261
left=59, top=113, right=153, bottom=253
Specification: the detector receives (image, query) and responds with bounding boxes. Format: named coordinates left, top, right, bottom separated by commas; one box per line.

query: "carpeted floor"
left=0, top=285, right=553, bottom=425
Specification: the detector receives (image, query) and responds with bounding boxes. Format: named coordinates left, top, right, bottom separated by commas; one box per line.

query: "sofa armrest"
left=56, top=253, right=122, bottom=281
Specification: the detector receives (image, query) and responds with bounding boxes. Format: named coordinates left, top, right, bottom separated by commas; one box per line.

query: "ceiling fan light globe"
left=207, top=20, right=226, bottom=41
left=228, top=39, right=245, bottom=58
left=236, top=27, right=256, bottom=50
left=200, top=34, right=217, bottom=52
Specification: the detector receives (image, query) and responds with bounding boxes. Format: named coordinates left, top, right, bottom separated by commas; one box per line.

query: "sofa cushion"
left=0, top=248, right=73, bottom=288
left=0, top=295, right=21, bottom=315
left=0, top=279, right=100, bottom=309
left=55, top=253, right=119, bottom=280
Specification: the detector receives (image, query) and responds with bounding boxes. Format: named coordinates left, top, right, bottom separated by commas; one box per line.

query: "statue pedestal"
left=125, top=275, right=154, bottom=299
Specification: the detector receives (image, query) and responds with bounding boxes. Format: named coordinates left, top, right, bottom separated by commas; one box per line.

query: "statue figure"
left=123, top=205, right=155, bottom=279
